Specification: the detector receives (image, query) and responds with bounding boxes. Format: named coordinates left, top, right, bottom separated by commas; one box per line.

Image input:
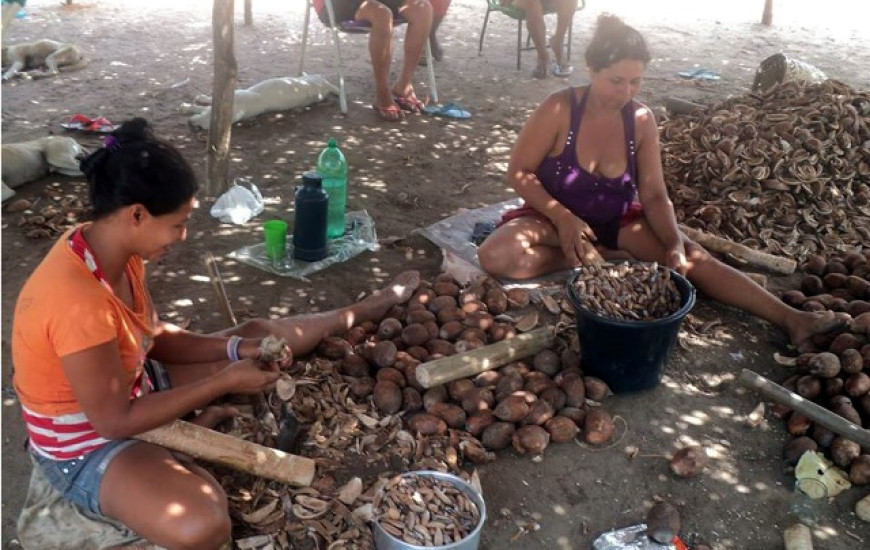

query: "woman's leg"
left=513, top=0, right=548, bottom=78
left=221, top=271, right=420, bottom=357
left=550, top=0, right=577, bottom=68
left=393, top=0, right=433, bottom=99
left=161, top=271, right=420, bottom=385
left=618, top=219, right=843, bottom=347
left=428, top=0, right=451, bottom=60
left=100, top=442, right=231, bottom=550
left=356, top=1, right=400, bottom=116
left=478, top=217, right=571, bottom=279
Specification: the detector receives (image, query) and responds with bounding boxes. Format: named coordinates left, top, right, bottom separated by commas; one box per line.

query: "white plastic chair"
left=298, top=0, right=439, bottom=114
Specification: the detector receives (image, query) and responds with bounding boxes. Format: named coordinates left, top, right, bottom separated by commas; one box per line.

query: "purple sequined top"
left=535, top=87, right=638, bottom=226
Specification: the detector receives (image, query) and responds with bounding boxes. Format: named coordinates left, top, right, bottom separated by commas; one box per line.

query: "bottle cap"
left=302, top=171, right=323, bottom=187
left=328, top=138, right=338, bottom=148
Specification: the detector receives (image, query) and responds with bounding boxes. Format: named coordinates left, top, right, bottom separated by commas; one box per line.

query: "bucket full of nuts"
left=566, top=262, right=696, bottom=393
left=372, top=470, right=486, bottom=550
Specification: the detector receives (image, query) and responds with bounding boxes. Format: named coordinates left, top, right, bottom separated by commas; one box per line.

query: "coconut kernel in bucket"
left=572, top=262, right=682, bottom=321
left=374, top=473, right=480, bottom=546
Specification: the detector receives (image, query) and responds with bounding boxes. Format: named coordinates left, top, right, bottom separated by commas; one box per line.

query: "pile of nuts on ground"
left=219, top=273, right=621, bottom=549
left=776, top=250, right=870, bottom=486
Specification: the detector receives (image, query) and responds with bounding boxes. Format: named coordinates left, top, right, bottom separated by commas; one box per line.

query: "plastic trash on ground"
left=592, top=524, right=687, bottom=550
left=229, top=210, right=377, bottom=281
left=794, top=451, right=851, bottom=498
left=210, top=179, right=264, bottom=225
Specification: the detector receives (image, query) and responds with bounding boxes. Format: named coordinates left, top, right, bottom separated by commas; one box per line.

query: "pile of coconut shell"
left=219, top=274, right=616, bottom=549
left=775, top=250, right=870, bottom=486
left=660, top=79, right=870, bottom=261
left=3, top=182, right=88, bottom=239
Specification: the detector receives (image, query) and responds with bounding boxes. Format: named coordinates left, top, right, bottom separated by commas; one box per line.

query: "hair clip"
left=104, top=135, right=121, bottom=152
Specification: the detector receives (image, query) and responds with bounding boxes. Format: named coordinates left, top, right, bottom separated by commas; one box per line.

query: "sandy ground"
left=2, top=0, right=870, bottom=548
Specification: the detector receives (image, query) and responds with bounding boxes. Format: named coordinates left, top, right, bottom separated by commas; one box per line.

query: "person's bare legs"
left=513, top=0, right=548, bottom=78
left=550, top=0, right=577, bottom=68
left=427, top=0, right=451, bottom=60
left=159, top=271, right=421, bottom=385
left=100, top=443, right=231, bottom=550
left=356, top=1, right=402, bottom=120
left=392, top=0, right=433, bottom=105
left=478, top=217, right=629, bottom=279
left=429, top=13, right=445, bottom=60
left=225, top=271, right=421, bottom=357
left=478, top=217, right=573, bottom=279
left=618, top=219, right=844, bottom=347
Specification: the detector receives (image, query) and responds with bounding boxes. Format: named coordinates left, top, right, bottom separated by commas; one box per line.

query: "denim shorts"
left=32, top=439, right=139, bottom=515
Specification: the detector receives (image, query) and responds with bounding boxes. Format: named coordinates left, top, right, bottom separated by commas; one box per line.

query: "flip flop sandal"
left=393, top=93, right=425, bottom=113
left=373, top=104, right=404, bottom=122
left=86, top=117, right=117, bottom=133
left=551, top=63, right=573, bottom=78
left=423, top=102, right=471, bottom=120
left=60, top=113, right=93, bottom=131
left=60, top=114, right=118, bottom=133
left=677, top=68, right=720, bottom=81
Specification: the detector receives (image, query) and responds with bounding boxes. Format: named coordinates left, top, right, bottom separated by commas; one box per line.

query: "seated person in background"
left=314, top=0, right=433, bottom=121
left=428, top=0, right=451, bottom=60
left=508, top=0, right=578, bottom=79
left=477, top=14, right=842, bottom=349
left=12, top=117, right=421, bottom=550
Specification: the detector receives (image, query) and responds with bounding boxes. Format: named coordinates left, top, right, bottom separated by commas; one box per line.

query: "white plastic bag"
left=210, top=179, right=264, bottom=224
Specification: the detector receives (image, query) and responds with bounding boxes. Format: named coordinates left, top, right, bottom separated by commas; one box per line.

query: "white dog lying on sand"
left=1, top=39, right=86, bottom=81
left=2, top=136, right=85, bottom=201
left=188, top=74, right=338, bottom=130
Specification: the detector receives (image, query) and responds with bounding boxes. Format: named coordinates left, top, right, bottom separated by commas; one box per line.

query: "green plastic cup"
left=263, top=219, right=288, bottom=267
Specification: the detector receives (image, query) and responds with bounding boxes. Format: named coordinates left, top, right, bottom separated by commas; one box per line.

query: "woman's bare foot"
left=785, top=310, right=848, bottom=349
left=354, top=270, right=421, bottom=322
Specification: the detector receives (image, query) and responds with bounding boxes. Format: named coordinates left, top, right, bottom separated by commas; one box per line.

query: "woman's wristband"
left=226, top=335, right=242, bottom=362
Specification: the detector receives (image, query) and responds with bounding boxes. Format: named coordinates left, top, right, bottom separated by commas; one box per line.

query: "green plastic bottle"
left=316, top=138, right=347, bottom=239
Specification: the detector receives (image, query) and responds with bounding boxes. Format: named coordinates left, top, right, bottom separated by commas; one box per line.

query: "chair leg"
left=425, top=39, right=438, bottom=104
left=567, top=22, right=572, bottom=62
left=479, top=10, right=491, bottom=56
left=516, top=20, right=522, bottom=71
left=298, top=0, right=311, bottom=76
left=323, top=0, right=348, bottom=113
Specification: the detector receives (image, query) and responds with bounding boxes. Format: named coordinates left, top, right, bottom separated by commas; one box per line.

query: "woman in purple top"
left=478, top=14, right=842, bottom=348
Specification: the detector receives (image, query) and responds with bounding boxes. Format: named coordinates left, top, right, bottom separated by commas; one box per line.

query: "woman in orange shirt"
left=12, top=118, right=419, bottom=549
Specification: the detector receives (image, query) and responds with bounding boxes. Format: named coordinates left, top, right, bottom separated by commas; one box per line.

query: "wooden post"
left=206, top=0, right=237, bottom=197
left=680, top=225, right=796, bottom=275
left=135, top=420, right=316, bottom=486
left=244, top=0, right=253, bottom=26
left=762, top=0, right=773, bottom=26
left=416, top=327, right=555, bottom=389
left=738, top=369, right=870, bottom=448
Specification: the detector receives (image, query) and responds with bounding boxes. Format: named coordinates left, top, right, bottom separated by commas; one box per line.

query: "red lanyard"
left=68, top=227, right=114, bottom=295
left=67, top=227, right=153, bottom=395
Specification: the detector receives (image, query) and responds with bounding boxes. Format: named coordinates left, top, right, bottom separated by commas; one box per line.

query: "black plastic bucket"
left=566, top=269, right=696, bottom=394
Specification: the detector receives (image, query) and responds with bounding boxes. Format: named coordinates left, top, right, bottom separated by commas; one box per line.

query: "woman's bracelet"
left=226, top=335, right=243, bottom=362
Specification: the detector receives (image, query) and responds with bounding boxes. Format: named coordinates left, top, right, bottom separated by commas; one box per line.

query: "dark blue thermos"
left=292, top=172, right=329, bottom=262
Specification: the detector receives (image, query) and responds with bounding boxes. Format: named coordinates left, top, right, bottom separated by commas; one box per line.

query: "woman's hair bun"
left=112, top=117, right=152, bottom=145
left=595, top=13, right=625, bottom=34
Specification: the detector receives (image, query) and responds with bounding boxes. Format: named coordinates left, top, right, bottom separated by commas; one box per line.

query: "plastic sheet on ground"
left=416, top=198, right=570, bottom=288
left=229, top=210, right=378, bottom=281
left=592, top=524, right=685, bottom=550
